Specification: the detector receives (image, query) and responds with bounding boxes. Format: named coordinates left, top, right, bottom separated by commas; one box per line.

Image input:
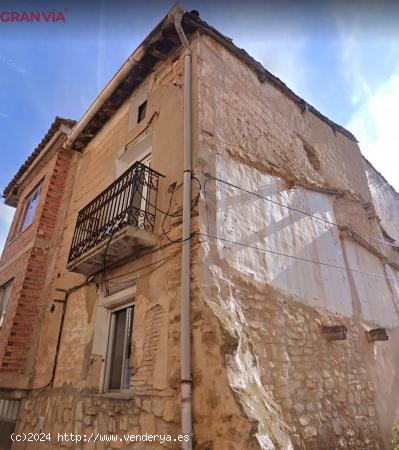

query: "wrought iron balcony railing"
left=68, top=161, right=163, bottom=264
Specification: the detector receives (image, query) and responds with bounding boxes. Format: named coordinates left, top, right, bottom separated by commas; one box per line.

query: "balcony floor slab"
left=67, top=225, right=158, bottom=275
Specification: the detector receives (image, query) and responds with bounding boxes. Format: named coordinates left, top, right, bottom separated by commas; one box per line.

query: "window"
left=116, top=133, right=152, bottom=230
left=0, top=280, right=13, bottom=327
left=18, top=182, right=42, bottom=233
left=116, top=132, right=152, bottom=176
left=105, top=305, right=134, bottom=391
left=137, top=100, right=147, bottom=124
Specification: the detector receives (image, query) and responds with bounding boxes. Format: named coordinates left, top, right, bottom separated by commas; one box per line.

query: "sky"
left=0, top=0, right=398, bottom=253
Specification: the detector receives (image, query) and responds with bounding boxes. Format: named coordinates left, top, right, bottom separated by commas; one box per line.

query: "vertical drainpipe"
left=174, top=12, right=193, bottom=450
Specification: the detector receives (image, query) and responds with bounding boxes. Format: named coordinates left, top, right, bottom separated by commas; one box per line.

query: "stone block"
left=75, top=401, right=83, bottom=422
left=139, top=413, right=155, bottom=434
left=163, top=400, right=178, bottom=423
left=299, top=415, right=311, bottom=426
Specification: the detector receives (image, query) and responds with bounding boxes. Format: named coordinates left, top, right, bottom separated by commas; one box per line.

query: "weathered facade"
left=0, top=6, right=398, bottom=450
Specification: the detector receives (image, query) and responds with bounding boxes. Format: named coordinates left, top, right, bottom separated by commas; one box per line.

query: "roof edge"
left=4, top=6, right=361, bottom=203
left=67, top=7, right=359, bottom=151
left=183, top=13, right=358, bottom=143
left=3, top=116, right=76, bottom=205
left=363, top=155, right=399, bottom=197
left=69, top=4, right=183, bottom=151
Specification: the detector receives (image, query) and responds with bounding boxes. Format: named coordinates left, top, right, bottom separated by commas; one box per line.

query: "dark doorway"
left=0, top=421, right=16, bottom=450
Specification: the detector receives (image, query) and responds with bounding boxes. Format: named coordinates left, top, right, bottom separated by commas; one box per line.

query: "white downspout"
left=175, top=12, right=193, bottom=450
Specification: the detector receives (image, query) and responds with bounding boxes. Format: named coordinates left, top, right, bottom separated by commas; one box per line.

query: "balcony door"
left=131, top=152, right=152, bottom=229
left=116, top=133, right=152, bottom=176
left=117, top=133, right=152, bottom=230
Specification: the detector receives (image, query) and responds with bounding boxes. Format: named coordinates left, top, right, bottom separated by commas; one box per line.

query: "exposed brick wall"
left=0, top=251, right=30, bottom=377
left=131, top=304, right=166, bottom=394
left=0, top=147, right=74, bottom=386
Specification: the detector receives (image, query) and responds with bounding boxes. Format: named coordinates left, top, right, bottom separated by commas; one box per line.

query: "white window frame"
left=116, top=132, right=152, bottom=177
left=0, top=280, right=13, bottom=328
left=116, top=134, right=152, bottom=229
left=18, top=181, right=42, bottom=234
left=102, top=286, right=136, bottom=392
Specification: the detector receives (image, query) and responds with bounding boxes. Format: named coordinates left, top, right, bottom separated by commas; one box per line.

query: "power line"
left=106, top=252, right=179, bottom=282
left=106, top=236, right=207, bottom=284
left=108, top=256, right=175, bottom=285
left=103, top=226, right=398, bottom=284
left=204, top=173, right=399, bottom=249
left=100, top=172, right=201, bottom=286
left=101, top=174, right=201, bottom=289
left=197, top=232, right=399, bottom=282
left=102, top=171, right=398, bottom=286
left=160, top=175, right=201, bottom=243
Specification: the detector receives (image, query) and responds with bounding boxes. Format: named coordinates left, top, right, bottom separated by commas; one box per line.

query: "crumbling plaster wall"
left=364, top=157, right=399, bottom=245
left=197, top=33, right=399, bottom=448
left=34, top=42, right=188, bottom=387
left=14, top=254, right=182, bottom=450
left=13, top=45, right=191, bottom=449
left=13, top=36, right=262, bottom=450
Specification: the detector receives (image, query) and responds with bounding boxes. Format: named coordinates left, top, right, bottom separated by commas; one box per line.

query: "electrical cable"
left=104, top=237, right=206, bottom=283
left=160, top=174, right=200, bottom=243
left=136, top=175, right=201, bottom=220
left=108, top=256, right=175, bottom=285
left=106, top=252, right=179, bottom=282
left=102, top=173, right=201, bottom=287
left=204, top=173, right=399, bottom=249
left=197, top=231, right=399, bottom=282
left=106, top=238, right=208, bottom=283
left=161, top=182, right=179, bottom=242
left=102, top=217, right=124, bottom=294
left=102, top=239, right=181, bottom=280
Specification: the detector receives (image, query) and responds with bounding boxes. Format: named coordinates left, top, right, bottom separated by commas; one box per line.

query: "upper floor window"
left=18, top=182, right=42, bottom=233
left=0, top=279, right=13, bottom=327
left=137, top=100, right=147, bottom=124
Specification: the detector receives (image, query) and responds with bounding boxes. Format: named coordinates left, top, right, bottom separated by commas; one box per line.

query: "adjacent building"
left=0, top=6, right=398, bottom=450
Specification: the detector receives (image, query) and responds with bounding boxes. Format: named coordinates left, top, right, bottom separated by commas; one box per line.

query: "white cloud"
left=347, top=66, right=399, bottom=191
left=335, top=8, right=399, bottom=191
left=0, top=201, right=15, bottom=255
left=340, top=35, right=372, bottom=105
left=239, top=37, right=309, bottom=97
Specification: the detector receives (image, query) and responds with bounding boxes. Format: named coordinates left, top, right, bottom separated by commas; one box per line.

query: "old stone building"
left=0, top=6, right=398, bottom=450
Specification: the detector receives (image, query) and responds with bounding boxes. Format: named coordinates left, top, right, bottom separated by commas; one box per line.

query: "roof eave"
left=70, top=4, right=184, bottom=152
left=3, top=117, right=76, bottom=205
left=69, top=9, right=358, bottom=151
left=183, top=14, right=358, bottom=143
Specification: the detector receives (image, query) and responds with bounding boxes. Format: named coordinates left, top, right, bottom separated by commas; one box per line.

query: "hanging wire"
left=107, top=256, right=175, bottom=285
left=197, top=232, right=399, bottom=282
left=159, top=175, right=200, bottom=244
left=101, top=175, right=201, bottom=289
left=204, top=173, right=399, bottom=249
left=106, top=252, right=179, bottom=282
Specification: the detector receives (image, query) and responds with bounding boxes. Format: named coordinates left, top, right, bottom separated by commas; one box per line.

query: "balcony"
left=67, top=162, right=163, bottom=275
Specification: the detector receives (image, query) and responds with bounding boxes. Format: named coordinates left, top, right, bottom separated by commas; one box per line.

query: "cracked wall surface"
left=197, top=32, right=399, bottom=449
left=364, top=158, right=399, bottom=244
left=5, top=28, right=399, bottom=450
